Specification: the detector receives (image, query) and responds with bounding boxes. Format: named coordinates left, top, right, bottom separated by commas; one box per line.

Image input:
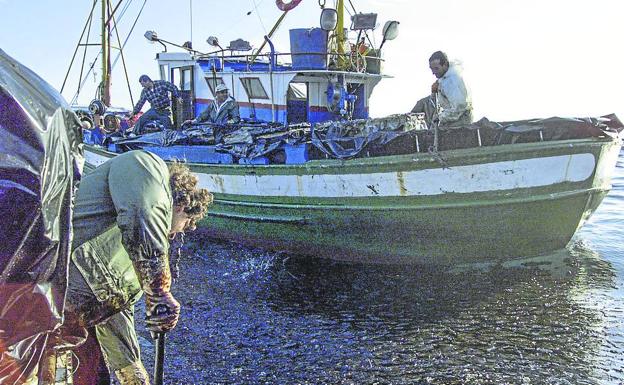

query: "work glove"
left=145, top=291, right=180, bottom=333
left=133, top=259, right=181, bottom=333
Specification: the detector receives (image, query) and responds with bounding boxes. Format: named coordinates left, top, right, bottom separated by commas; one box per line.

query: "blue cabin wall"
left=239, top=104, right=287, bottom=123
left=194, top=100, right=367, bottom=124
left=352, top=85, right=368, bottom=119
left=195, top=99, right=288, bottom=124
left=308, top=109, right=335, bottom=124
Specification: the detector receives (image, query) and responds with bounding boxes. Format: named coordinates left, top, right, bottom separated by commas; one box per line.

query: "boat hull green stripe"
left=199, top=188, right=608, bottom=264
left=208, top=186, right=609, bottom=212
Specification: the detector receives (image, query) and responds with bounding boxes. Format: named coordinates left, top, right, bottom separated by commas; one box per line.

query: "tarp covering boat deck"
left=96, top=112, right=622, bottom=163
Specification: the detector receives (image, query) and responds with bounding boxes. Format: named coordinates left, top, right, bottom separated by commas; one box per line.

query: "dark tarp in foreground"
left=0, top=49, right=83, bottom=384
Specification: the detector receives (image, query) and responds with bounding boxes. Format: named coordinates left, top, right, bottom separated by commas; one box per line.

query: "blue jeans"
left=133, top=108, right=172, bottom=134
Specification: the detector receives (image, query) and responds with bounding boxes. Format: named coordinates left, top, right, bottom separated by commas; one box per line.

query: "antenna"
left=189, top=0, right=193, bottom=46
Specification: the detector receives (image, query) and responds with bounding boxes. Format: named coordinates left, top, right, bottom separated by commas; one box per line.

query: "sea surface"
left=137, top=151, right=624, bottom=385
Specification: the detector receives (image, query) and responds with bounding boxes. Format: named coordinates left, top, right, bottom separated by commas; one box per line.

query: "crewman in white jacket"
left=411, top=51, right=473, bottom=127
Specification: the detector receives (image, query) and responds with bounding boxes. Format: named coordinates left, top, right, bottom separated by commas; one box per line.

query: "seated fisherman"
left=184, top=84, right=240, bottom=125
left=411, top=51, right=473, bottom=127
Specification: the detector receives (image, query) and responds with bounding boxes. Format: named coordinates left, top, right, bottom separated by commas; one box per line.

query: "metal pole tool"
left=151, top=304, right=169, bottom=385
left=153, top=331, right=166, bottom=385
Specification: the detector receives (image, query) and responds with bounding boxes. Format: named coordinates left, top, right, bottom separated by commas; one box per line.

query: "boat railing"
left=196, top=50, right=384, bottom=74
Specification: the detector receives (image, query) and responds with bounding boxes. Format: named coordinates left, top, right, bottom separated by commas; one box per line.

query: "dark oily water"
left=137, top=152, right=624, bottom=385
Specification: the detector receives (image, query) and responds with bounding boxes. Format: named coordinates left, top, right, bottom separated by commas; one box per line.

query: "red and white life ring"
left=276, top=0, right=302, bottom=12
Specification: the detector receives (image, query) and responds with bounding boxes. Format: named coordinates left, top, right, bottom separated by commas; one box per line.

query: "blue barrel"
left=289, top=28, right=328, bottom=70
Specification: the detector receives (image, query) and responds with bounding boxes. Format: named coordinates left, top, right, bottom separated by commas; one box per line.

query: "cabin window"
left=240, top=77, right=269, bottom=100
left=204, top=77, right=224, bottom=95
left=288, top=83, right=307, bottom=100
left=159, top=64, right=169, bottom=81
left=181, top=68, right=192, bottom=91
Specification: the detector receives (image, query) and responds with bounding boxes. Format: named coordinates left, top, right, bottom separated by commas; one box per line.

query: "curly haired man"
left=56, top=150, right=212, bottom=385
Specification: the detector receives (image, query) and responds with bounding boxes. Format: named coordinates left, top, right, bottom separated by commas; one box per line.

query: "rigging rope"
left=71, top=0, right=148, bottom=105
left=346, top=0, right=357, bottom=15
left=110, top=0, right=137, bottom=68
left=109, top=0, right=135, bottom=106
left=251, top=0, right=268, bottom=35
left=61, top=0, right=98, bottom=93
left=76, top=9, right=95, bottom=100
left=70, top=53, right=100, bottom=105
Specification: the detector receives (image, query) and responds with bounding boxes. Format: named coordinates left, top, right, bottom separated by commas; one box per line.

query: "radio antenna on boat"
left=189, top=0, right=194, bottom=47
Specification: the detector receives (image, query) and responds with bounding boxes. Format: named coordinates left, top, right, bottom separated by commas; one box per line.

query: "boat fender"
left=276, top=0, right=302, bottom=12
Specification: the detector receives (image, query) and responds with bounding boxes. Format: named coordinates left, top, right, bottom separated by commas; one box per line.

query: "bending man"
left=62, top=150, right=212, bottom=384
left=411, top=51, right=473, bottom=127
left=130, top=75, right=183, bottom=134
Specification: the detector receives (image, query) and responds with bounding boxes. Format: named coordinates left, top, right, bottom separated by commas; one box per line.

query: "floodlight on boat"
left=144, top=30, right=159, bottom=42
left=350, top=13, right=377, bottom=31
left=144, top=30, right=168, bottom=51
left=379, top=21, right=399, bottom=50
left=228, top=39, right=252, bottom=51
left=382, top=21, right=399, bottom=41
left=320, top=8, right=338, bottom=31
left=207, top=36, right=220, bottom=47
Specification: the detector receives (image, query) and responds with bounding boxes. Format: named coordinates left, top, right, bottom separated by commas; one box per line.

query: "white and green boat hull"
left=84, top=137, right=621, bottom=264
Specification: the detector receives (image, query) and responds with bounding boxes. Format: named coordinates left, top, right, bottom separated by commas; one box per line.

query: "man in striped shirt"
left=129, top=74, right=183, bottom=134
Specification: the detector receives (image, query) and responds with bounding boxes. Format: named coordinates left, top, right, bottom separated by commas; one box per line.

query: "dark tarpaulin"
left=106, top=113, right=622, bottom=161
left=0, top=49, right=83, bottom=383
left=311, top=114, right=428, bottom=159
left=215, top=123, right=308, bottom=159
left=311, top=113, right=623, bottom=158
left=111, top=121, right=305, bottom=159
left=109, top=128, right=187, bottom=149
left=490, top=114, right=623, bottom=144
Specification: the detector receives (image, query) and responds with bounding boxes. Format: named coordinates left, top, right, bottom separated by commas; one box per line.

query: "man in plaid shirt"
left=129, top=74, right=183, bottom=134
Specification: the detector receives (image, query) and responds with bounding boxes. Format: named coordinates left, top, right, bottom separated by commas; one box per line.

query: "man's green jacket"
left=69, top=150, right=172, bottom=370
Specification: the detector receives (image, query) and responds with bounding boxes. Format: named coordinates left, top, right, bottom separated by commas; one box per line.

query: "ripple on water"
left=130, top=236, right=624, bottom=384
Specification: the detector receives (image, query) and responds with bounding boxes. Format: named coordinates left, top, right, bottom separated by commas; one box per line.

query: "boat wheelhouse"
left=157, top=48, right=383, bottom=127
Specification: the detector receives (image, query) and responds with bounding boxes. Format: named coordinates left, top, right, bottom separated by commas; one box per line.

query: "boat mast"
left=101, top=0, right=112, bottom=106
left=332, top=0, right=350, bottom=69
left=336, top=0, right=345, bottom=58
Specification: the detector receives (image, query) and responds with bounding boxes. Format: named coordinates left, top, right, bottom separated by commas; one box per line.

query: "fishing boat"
left=72, top=0, right=623, bottom=264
